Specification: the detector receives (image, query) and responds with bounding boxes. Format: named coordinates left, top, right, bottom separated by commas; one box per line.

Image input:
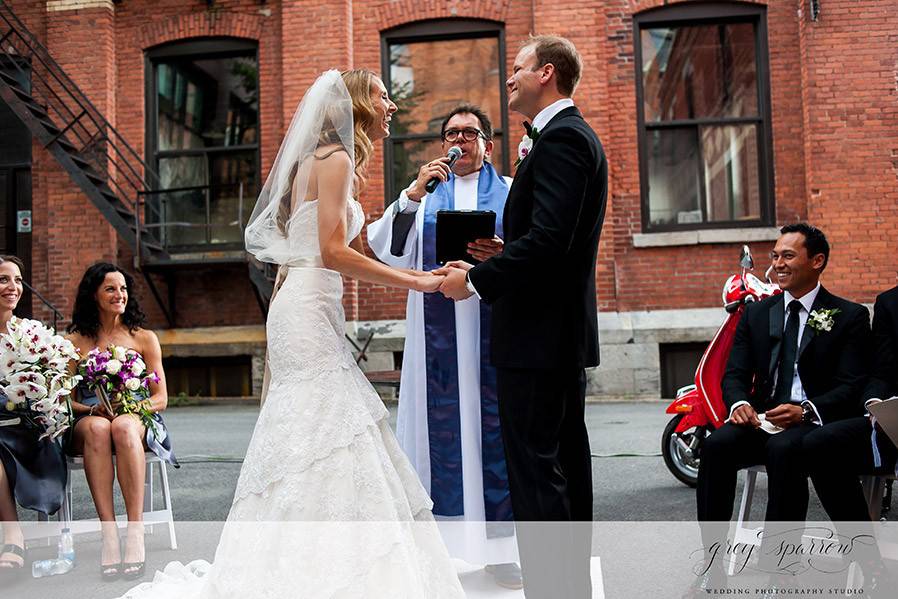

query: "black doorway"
left=0, top=59, right=33, bottom=315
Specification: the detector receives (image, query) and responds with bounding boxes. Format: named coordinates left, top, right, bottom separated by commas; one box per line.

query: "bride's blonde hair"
left=275, top=69, right=379, bottom=234
left=340, top=68, right=378, bottom=181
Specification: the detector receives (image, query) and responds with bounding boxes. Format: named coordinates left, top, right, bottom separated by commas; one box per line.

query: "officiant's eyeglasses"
left=443, top=128, right=488, bottom=143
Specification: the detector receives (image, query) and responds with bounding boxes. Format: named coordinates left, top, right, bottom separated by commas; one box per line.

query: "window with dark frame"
left=634, top=3, right=774, bottom=233
left=145, top=38, right=259, bottom=250
left=381, top=19, right=509, bottom=205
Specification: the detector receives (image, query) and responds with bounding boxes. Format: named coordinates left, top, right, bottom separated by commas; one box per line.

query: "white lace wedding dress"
left=118, top=198, right=465, bottom=599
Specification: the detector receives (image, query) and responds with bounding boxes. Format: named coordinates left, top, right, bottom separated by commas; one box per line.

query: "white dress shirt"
left=530, top=98, right=575, bottom=132
left=728, top=283, right=823, bottom=426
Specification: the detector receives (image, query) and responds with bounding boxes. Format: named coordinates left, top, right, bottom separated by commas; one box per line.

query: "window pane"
left=156, top=54, right=258, bottom=150
left=700, top=124, right=761, bottom=222
left=647, top=125, right=762, bottom=226
left=156, top=152, right=255, bottom=247
left=157, top=156, right=207, bottom=246
left=209, top=152, right=256, bottom=244
left=389, top=37, right=501, bottom=137
left=390, top=136, right=505, bottom=202
left=647, top=129, right=702, bottom=226
left=642, top=23, right=758, bottom=121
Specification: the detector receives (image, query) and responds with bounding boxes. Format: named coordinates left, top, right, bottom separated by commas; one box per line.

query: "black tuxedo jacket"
left=722, top=286, right=871, bottom=423
left=863, top=285, right=898, bottom=402
left=468, top=106, right=607, bottom=369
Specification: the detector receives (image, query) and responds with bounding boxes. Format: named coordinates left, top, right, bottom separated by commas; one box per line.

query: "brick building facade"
left=1, top=0, right=895, bottom=399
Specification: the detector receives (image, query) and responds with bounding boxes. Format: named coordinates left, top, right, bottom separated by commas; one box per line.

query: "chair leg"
left=144, top=461, right=155, bottom=535
left=866, top=476, right=884, bottom=521
left=729, top=469, right=760, bottom=576
left=158, top=461, right=177, bottom=550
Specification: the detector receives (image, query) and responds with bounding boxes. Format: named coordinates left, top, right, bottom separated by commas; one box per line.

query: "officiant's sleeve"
left=469, top=126, right=600, bottom=302
left=366, top=184, right=420, bottom=269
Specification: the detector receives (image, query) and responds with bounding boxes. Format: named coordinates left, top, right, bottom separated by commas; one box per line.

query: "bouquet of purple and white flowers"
left=0, top=316, right=81, bottom=440
left=79, top=345, right=159, bottom=433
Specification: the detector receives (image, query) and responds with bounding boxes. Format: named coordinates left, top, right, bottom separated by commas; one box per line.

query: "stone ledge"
left=47, top=0, right=114, bottom=12
left=632, top=227, right=781, bottom=248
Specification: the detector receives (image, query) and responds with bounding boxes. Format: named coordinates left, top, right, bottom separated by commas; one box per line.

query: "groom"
left=438, top=34, right=607, bottom=598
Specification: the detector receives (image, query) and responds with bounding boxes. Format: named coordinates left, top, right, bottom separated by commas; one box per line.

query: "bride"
left=117, top=70, right=464, bottom=598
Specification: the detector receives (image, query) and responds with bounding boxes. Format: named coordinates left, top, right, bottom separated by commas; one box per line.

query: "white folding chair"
left=60, top=453, right=177, bottom=550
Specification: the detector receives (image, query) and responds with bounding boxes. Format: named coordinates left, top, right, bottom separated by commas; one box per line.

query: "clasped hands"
left=729, top=403, right=804, bottom=429
left=415, top=237, right=503, bottom=300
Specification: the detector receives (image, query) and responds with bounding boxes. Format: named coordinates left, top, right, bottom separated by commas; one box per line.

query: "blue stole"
left=421, top=162, right=513, bottom=523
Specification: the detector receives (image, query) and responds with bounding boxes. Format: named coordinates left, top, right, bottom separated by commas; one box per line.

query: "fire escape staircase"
left=0, top=0, right=272, bottom=323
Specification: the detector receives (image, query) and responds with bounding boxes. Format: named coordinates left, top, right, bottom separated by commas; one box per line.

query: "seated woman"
left=0, top=255, right=67, bottom=576
left=66, top=262, right=177, bottom=582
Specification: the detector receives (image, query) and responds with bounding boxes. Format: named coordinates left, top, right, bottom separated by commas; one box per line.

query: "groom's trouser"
left=496, top=366, right=593, bottom=599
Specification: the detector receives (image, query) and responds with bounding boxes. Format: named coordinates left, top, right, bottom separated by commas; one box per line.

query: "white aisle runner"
left=456, top=557, right=604, bottom=598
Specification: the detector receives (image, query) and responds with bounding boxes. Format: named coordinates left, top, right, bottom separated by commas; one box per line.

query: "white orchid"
left=0, top=317, right=77, bottom=437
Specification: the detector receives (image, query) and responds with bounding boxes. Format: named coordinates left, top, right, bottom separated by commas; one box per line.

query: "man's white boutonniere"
left=807, top=308, right=840, bottom=333
left=515, top=123, right=540, bottom=167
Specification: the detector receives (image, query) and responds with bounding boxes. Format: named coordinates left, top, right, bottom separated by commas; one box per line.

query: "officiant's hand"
left=407, top=156, right=453, bottom=201
left=467, top=236, right=503, bottom=261
left=434, top=261, right=474, bottom=301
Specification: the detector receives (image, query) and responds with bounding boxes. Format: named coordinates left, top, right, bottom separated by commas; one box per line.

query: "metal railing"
left=137, top=182, right=248, bottom=252
left=22, top=280, right=64, bottom=332
left=0, top=1, right=163, bottom=241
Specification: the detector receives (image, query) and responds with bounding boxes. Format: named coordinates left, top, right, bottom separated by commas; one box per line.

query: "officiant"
left=367, top=104, right=521, bottom=589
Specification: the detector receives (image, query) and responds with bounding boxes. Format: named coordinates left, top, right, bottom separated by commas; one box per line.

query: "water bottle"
left=31, top=528, right=75, bottom=578
left=59, top=528, right=75, bottom=565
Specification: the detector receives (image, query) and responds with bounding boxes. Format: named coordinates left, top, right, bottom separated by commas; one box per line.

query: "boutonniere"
left=807, top=308, right=840, bottom=333
left=515, top=123, right=540, bottom=167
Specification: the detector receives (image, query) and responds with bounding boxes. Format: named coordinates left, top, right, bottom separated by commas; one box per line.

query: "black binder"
left=435, top=209, right=497, bottom=265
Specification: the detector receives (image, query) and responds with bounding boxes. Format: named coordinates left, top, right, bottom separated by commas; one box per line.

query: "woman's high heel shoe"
left=101, top=561, right=122, bottom=582
left=122, top=561, right=145, bottom=580
left=0, top=544, right=26, bottom=580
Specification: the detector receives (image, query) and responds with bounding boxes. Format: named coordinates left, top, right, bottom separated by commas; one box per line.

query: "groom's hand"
left=435, top=262, right=474, bottom=301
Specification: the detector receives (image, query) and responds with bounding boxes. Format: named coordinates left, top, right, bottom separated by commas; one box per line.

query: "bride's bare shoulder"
left=314, top=145, right=353, bottom=177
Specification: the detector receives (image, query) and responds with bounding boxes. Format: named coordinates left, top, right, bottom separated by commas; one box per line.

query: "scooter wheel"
left=662, top=414, right=703, bottom=487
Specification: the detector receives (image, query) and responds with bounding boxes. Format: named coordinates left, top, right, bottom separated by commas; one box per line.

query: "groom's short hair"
left=525, top=35, right=582, bottom=97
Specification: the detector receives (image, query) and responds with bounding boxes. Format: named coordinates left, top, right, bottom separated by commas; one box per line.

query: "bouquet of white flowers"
left=0, top=316, right=81, bottom=440
left=79, top=345, right=159, bottom=433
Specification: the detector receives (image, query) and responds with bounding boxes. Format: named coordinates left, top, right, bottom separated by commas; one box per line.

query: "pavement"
left=2, top=401, right=889, bottom=598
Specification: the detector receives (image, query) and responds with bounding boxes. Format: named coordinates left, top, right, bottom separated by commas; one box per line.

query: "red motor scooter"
left=661, top=245, right=780, bottom=486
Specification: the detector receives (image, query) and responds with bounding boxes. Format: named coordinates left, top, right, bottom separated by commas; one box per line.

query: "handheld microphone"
left=424, top=146, right=462, bottom=194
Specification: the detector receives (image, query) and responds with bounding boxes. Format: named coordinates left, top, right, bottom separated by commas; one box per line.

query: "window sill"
left=632, top=227, right=780, bottom=248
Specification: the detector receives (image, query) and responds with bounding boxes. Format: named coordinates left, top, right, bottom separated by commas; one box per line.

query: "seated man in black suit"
left=695, top=223, right=871, bottom=585
left=803, top=284, right=898, bottom=520
left=800, top=285, right=898, bottom=591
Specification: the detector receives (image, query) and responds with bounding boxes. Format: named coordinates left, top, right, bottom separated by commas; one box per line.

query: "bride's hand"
left=412, top=272, right=445, bottom=293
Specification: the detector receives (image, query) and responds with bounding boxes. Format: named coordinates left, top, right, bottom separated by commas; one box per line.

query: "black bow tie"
left=523, top=121, right=533, bottom=136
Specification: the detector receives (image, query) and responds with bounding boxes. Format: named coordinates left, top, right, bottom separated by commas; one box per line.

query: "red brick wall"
left=798, top=0, right=898, bottom=300
left=7, top=0, right=897, bottom=333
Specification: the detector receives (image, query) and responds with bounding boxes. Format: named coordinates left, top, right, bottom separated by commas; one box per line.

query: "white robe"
left=367, top=170, right=518, bottom=566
